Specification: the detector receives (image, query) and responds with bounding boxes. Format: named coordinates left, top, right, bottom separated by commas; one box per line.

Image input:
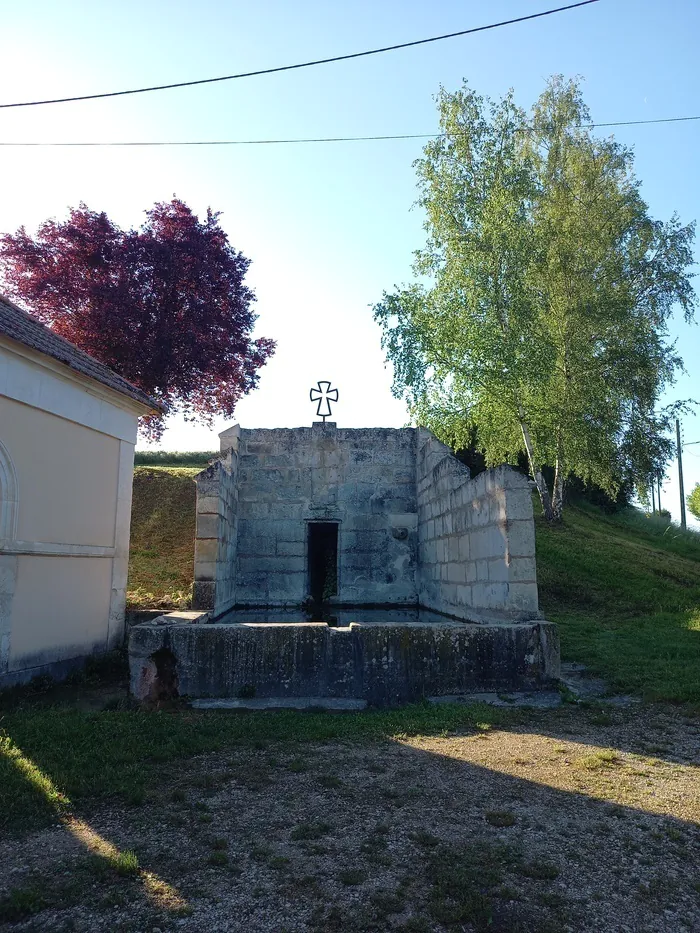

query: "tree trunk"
left=551, top=459, right=564, bottom=522
left=550, top=428, right=565, bottom=522
left=519, top=417, right=555, bottom=522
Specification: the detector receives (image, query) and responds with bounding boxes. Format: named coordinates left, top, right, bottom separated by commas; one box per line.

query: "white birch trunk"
left=519, top=417, right=554, bottom=521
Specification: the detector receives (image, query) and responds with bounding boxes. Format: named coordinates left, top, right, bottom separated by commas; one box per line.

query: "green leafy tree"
left=374, top=77, right=695, bottom=521
left=688, top=484, right=700, bottom=521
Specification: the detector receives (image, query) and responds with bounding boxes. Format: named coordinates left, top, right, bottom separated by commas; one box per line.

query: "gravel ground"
left=1, top=704, right=698, bottom=933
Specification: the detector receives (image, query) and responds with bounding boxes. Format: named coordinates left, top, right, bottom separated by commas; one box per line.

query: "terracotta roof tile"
left=0, top=296, right=160, bottom=411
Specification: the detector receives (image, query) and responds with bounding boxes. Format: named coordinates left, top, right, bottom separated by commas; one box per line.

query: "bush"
left=134, top=451, right=217, bottom=467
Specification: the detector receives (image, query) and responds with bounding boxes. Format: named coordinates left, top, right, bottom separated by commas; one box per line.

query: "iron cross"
left=309, top=381, right=339, bottom=422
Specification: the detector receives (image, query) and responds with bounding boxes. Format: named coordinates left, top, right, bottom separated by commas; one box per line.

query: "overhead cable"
left=0, top=1, right=600, bottom=109
left=1, top=113, right=698, bottom=148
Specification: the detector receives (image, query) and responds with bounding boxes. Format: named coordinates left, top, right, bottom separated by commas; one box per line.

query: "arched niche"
left=0, top=439, right=18, bottom=542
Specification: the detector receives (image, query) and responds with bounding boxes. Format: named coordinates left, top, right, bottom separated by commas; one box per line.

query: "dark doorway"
left=308, top=522, right=338, bottom=603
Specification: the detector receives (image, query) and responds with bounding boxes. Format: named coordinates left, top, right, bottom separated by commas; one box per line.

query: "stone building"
left=130, top=421, right=558, bottom=707
left=192, top=422, right=540, bottom=622
left=0, top=297, right=159, bottom=687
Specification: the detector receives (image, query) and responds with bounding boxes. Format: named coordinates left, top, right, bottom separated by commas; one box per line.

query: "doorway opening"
left=308, top=522, right=338, bottom=603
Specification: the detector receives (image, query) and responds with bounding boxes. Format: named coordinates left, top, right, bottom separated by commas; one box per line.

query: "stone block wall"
left=417, top=429, right=538, bottom=619
left=192, top=423, right=539, bottom=619
left=231, top=424, right=418, bottom=607
left=192, top=445, right=239, bottom=614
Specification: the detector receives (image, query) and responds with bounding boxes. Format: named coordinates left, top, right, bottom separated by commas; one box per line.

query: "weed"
left=287, top=757, right=308, bottom=772
left=427, top=842, right=509, bottom=929
left=410, top=830, right=441, bottom=848
left=338, top=868, right=368, bottom=886
left=111, top=849, right=140, bottom=876
left=574, top=749, right=620, bottom=771
left=396, top=919, right=432, bottom=933
left=250, top=845, right=272, bottom=862
left=588, top=711, right=613, bottom=726
left=211, top=838, right=228, bottom=850
left=269, top=856, right=291, bottom=870
left=485, top=810, right=516, bottom=828
left=317, top=774, right=343, bottom=789
left=519, top=859, right=560, bottom=880
left=207, top=851, right=228, bottom=866
left=291, top=821, right=332, bottom=841
left=0, top=885, right=46, bottom=922
left=370, top=889, right=405, bottom=917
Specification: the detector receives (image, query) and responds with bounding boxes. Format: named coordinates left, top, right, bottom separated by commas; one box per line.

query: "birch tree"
left=374, top=77, right=695, bottom=521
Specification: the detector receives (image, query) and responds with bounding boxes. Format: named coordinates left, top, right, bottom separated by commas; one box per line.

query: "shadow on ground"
left=0, top=702, right=698, bottom=933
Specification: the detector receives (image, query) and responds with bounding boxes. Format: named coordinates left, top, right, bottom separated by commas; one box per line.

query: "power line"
left=0, top=1, right=600, bottom=110
left=586, top=114, right=700, bottom=128
left=1, top=114, right=699, bottom=147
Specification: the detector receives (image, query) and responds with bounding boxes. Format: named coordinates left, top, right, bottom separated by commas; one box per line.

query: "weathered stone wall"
left=192, top=445, right=239, bottom=615
left=130, top=615, right=560, bottom=706
left=417, top=429, right=539, bottom=619
left=192, top=423, right=539, bottom=619
left=231, top=424, right=418, bottom=607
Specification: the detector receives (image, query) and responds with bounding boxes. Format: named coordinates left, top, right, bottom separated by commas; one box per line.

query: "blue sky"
left=2, top=0, right=699, bottom=524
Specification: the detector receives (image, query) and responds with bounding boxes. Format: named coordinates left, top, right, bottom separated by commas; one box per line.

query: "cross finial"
left=309, top=380, right=339, bottom=422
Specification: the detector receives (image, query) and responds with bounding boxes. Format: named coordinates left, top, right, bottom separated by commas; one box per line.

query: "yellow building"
left=0, top=297, right=158, bottom=687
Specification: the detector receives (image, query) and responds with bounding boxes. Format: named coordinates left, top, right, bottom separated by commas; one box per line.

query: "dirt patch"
left=1, top=705, right=698, bottom=932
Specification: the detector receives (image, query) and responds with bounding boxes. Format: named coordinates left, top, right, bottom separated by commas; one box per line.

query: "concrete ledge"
left=191, top=697, right=368, bottom=711
left=129, top=614, right=560, bottom=708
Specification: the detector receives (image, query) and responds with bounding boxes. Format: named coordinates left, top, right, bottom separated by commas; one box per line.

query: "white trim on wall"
left=0, top=438, right=18, bottom=543
left=0, top=341, right=142, bottom=444
left=107, top=439, right=136, bottom=649
left=0, top=541, right=115, bottom=557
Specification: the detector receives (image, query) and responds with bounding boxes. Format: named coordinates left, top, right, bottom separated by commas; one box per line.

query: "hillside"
left=126, top=467, right=199, bottom=610
left=535, top=505, right=700, bottom=702
left=127, top=467, right=700, bottom=702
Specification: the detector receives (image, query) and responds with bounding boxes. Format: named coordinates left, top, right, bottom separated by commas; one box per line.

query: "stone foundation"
left=129, top=612, right=560, bottom=708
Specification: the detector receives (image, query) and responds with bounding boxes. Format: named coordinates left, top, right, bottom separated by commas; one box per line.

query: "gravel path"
left=1, top=704, right=698, bottom=932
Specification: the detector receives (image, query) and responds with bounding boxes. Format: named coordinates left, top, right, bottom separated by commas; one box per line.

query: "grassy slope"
left=126, top=467, right=199, bottom=610
left=536, top=503, right=700, bottom=702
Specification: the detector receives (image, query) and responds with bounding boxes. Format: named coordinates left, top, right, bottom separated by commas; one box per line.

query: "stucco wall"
left=0, top=396, right=119, bottom=546
left=417, top=428, right=539, bottom=619
left=9, top=556, right=113, bottom=667
left=0, top=339, right=141, bottom=686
